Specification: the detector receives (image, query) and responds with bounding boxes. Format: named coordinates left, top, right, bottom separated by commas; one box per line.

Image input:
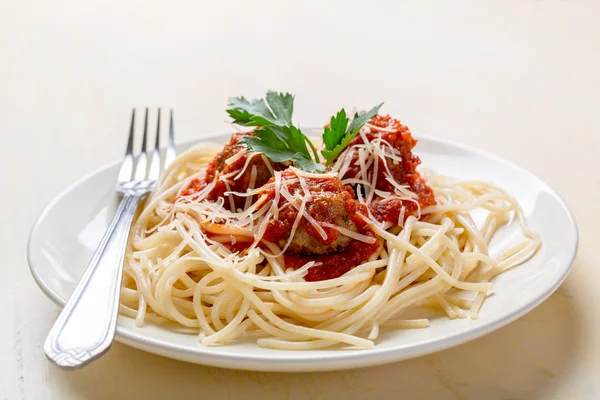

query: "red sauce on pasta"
left=284, top=218, right=379, bottom=282
left=344, top=114, right=436, bottom=223
left=261, top=170, right=355, bottom=246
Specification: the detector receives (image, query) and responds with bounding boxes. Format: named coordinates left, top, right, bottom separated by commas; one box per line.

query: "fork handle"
left=44, top=193, right=142, bottom=369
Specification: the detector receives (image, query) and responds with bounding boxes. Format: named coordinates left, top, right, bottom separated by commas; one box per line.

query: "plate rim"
left=28, top=132, right=579, bottom=371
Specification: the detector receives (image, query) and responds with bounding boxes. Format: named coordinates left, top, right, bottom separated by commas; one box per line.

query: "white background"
left=2, top=0, right=599, bottom=399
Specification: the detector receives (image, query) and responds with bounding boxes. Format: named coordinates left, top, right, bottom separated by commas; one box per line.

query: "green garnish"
left=227, top=92, right=325, bottom=173
left=226, top=91, right=382, bottom=172
left=227, top=91, right=294, bottom=127
left=238, top=125, right=325, bottom=173
left=321, top=103, right=383, bottom=166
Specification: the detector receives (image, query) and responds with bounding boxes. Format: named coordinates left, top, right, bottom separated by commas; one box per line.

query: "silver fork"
left=44, top=108, right=176, bottom=369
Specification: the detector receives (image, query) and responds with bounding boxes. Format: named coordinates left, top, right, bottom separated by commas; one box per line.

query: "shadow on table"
left=49, top=274, right=583, bottom=400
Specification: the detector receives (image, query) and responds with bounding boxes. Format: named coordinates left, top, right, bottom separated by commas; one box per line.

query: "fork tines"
left=118, top=109, right=175, bottom=186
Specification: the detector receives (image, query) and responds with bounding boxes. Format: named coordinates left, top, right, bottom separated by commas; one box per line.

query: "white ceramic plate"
left=28, top=132, right=578, bottom=372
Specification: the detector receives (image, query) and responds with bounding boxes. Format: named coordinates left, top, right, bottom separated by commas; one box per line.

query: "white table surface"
left=2, top=1, right=599, bottom=399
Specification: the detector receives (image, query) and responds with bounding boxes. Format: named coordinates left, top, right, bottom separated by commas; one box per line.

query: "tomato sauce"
left=203, top=232, right=253, bottom=254
left=261, top=170, right=353, bottom=246
left=257, top=169, right=380, bottom=281
left=344, top=114, right=436, bottom=223
left=284, top=234, right=379, bottom=281
left=284, top=210, right=379, bottom=281
left=179, top=133, right=285, bottom=209
left=177, top=117, right=435, bottom=282
left=225, top=240, right=253, bottom=253
left=180, top=178, right=206, bottom=197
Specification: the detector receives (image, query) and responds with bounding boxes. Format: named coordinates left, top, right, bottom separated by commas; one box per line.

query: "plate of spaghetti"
left=28, top=92, right=577, bottom=371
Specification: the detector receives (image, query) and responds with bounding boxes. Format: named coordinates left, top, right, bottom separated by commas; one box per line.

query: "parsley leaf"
left=282, top=125, right=311, bottom=158
left=294, top=153, right=326, bottom=173
left=238, top=127, right=295, bottom=162
left=229, top=91, right=325, bottom=172
left=227, top=91, right=382, bottom=173
left=227, top=91, right=294, bottom=127
left=238, top=126, right=325, bottom=173
left=321, top=103, right=383, bottom=166
left=322, top=109, right=348, bottom=150
left=265, top=91, right=294, bottom=126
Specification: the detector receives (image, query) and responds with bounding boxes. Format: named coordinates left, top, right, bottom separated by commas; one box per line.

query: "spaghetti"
left=119, top=113, right=541, bottom=350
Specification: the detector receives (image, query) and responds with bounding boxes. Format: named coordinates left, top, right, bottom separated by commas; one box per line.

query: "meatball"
left=206, top=133, right=278, bottom=197
left=284, top=189, right=356, bottom=255
left=182, top=132, right=285, bottom=210
left=261, top=169, right=367, bottom=255
left=204, top=133, right=245, bottom=180
left=338, top=114, right=436, bottom=224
